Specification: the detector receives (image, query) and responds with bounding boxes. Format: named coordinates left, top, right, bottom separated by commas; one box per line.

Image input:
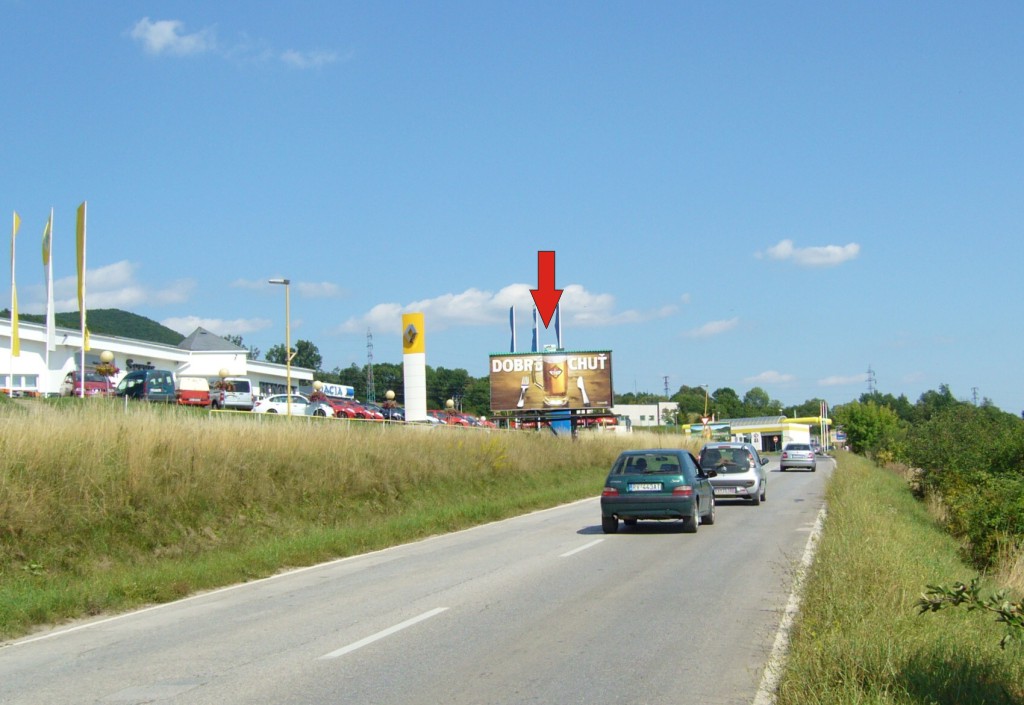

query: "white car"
left=252, top=393, right=312, bottom=415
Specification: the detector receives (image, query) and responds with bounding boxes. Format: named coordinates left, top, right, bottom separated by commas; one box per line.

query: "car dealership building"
left=0, top=319, right=312, bottom=397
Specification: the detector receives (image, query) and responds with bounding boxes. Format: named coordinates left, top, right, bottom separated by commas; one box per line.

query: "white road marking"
left=318, top=607, right=449, bottom=660
left=560, top=539, right=603, bottom=558
left=752, top=505, right=827, bottom=705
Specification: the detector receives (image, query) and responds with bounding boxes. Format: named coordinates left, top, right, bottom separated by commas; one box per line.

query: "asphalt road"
left=0, top=456, right=834, bottom=705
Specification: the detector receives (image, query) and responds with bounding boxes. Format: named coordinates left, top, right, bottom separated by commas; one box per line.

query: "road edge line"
left=752, top=504, right=827, bottom=705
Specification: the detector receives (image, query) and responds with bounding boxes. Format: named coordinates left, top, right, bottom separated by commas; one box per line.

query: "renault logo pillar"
left=401, top=312, right=427, bottom=422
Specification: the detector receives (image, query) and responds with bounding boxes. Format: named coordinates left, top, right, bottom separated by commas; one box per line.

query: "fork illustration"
left=516, top=375, right=530, bottom=408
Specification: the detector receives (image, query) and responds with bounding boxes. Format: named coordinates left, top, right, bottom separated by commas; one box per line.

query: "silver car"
left=698, top=442, right=769, bottom=505
left=780, top=442, right=817, bottom=472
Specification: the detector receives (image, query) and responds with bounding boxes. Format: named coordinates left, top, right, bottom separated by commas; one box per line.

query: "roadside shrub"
left=905, top=404, right=1024, bottom=568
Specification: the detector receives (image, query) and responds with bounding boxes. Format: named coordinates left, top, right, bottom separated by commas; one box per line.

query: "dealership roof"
left=178, top=327, right=248, bottom=353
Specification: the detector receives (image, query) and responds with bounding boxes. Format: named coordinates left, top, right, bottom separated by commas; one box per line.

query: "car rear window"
left=231, top=380, right=251, bottom=393
left=786, top=444, right=811, bottom=450
left=149, top=373, right=175, bottom=388
left=612, top=453, right=686, bottom=475
left=700, top=447, right=752, bottom=473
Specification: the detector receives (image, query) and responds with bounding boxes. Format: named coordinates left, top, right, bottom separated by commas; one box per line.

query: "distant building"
left=0, top=319, right=311, bottom=397
left=685, top=416, right=814, bottom=452
left=612, top=402, right=680, bottom=428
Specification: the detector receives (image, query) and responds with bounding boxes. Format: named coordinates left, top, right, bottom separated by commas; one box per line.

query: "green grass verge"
left=776, top=452, right=1023, bottom=705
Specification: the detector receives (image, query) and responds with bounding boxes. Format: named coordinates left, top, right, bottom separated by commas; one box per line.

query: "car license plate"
left=716, top=487, right=736, bottom=494
left=628, top=483, right=662, bottom=492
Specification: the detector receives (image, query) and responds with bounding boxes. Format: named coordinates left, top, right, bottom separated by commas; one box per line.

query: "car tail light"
left=602, top=487, right=619, bottom=497
left=781, top=452, right=789, bottom=459
left=672, top=485, right=693, bottom=497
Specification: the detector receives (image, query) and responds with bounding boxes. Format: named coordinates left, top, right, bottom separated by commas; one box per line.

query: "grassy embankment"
left=776, top=452, right=1023, bottom=705
left=0, top=398, right=682, bottom=640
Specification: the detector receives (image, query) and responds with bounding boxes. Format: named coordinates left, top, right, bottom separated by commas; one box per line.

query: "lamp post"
left=96, top=350, right=116, bottom=397
left=268, top=278, right=292, bottom=416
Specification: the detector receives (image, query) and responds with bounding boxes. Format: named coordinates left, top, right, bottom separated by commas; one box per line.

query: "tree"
left=710, top=387, right=743, bottom=419
left=428, top=366, right=471, bottom=410
left=265, top=339, right=322, bottom=371
left=671, top=385, right=711, bottom=419
left=224, top=334, right=260, bottom=361
left=742, top=387, right=774, bottom=415
left=831, top=400, right=905, bottom=458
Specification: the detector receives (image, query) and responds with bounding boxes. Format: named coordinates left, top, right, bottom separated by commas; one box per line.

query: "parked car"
left=780, top=442, right=817, bottom=472
left=60, top=371, right=112, bottom=397
left=114, top=369, right=176, bottom=403
left=176, top=376, right=211, bottom=407
left=428, top=410, right=471, bottom=426
left=306, top=399, right=336, bottom=417
left=600, top=449, right=717, bottom=534
left=698, top=442, right=769, bottom=505
left=252, top=393, right=311, bottom=415
left=210, top=376, right=256, bottom=411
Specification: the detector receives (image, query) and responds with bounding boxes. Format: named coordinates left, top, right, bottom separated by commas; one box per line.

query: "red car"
left=60, top=371, right=112, bottom=397
left=428, top=410, right=470, bottom=426
left=320, top=397, right=383, bottom=420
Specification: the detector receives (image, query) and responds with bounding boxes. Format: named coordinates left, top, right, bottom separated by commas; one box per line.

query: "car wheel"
left=761, top=483, right=767, bottom=502
left=602, top=516, right=619, bottom=534
left=267, top=409, right=277, bottom=414
left=314, top=409, right=327, bottom=417
left=703, top=496, right=716, bottom=525
left=780, top=466, right=787, bottom=472
left=683, top=506, right=700, bottom=533
left=750, top=488, right=761, bottom=506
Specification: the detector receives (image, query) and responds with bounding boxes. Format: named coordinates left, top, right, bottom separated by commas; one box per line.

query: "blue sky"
left=3, top=2, right=1022, bottom=413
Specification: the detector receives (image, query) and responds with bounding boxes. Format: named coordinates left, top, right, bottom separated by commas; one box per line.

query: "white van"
left=210, top=376, right=256, bottom=411
left=176, top=376, right=211, bottom=407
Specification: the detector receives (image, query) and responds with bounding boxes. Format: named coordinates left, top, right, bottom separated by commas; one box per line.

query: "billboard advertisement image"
left=489, top=350, right=613, bottom=412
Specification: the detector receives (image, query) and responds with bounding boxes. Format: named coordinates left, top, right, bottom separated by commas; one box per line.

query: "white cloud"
left=129, top=19, right=343, bottom=70
left=758, top=239, right=860, bottom=267
left=161, top=316, right=272, bottom=337
left=818, top=373, right=869, bottom=386
left=230, top=278, right=344, bottom=299
left=281, top=49, right=339, bottom=69
left=335, top=283, right=676, bottom=335
left=43, top=261, right=195, bottom=312
left=296, top=281, right=345, bottom=299
left=745, top=370, right=796, bottom=384
left=684, top=317, right=739, bottom=339
left=130, top=18, right=216, bottom=56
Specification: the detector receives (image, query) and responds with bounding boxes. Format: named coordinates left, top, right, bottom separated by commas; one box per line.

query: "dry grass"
left=0, top=398, right=694, bottom=637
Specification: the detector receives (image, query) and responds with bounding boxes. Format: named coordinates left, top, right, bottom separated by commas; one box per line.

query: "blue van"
left=115, top=369, right=176, bottom=403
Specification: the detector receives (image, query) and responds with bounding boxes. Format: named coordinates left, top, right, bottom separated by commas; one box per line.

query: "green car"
left=600, top=449, right=717, bottom=534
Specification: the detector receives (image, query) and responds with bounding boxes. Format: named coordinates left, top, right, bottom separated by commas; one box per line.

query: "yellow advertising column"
left=402, top=312, right=427, bottom=422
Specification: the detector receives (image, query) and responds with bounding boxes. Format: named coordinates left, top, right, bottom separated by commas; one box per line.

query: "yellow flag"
left=10, top=212, right=20, bottom=357
left=42, top=213, right=51, bottom=265
left=76, top=202, right=89, bottom=351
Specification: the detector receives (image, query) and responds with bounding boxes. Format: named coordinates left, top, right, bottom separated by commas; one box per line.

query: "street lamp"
left=268, top=278, right=292, bottom=416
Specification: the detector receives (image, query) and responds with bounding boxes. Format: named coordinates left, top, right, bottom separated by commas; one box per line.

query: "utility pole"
left=972, top=387, right=979, bottom=406
left=663, top=376, right=669, bottom=399
left=867, top=365, right=876, bottom=394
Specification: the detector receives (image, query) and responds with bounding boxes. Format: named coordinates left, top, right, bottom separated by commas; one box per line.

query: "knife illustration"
left=516, top=375, right=530, bottom=408
left=577, top=376, right=590, bottom=406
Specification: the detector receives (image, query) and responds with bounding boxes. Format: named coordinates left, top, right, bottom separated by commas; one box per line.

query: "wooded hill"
left=0, top=308, right=185, bottom=346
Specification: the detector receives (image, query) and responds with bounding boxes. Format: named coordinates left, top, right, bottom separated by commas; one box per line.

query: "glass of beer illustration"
left=542, top=354, right=569, bottom=407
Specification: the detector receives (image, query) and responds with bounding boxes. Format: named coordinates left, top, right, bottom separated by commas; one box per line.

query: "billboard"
left=489, top=350, right=613, bottom=412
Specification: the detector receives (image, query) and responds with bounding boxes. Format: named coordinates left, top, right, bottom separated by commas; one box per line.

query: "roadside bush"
left=905, top=404, right=1024, bottom=568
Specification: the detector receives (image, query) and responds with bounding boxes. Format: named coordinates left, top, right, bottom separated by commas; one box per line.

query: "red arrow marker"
left=530, top=250, right=563, bottom=328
